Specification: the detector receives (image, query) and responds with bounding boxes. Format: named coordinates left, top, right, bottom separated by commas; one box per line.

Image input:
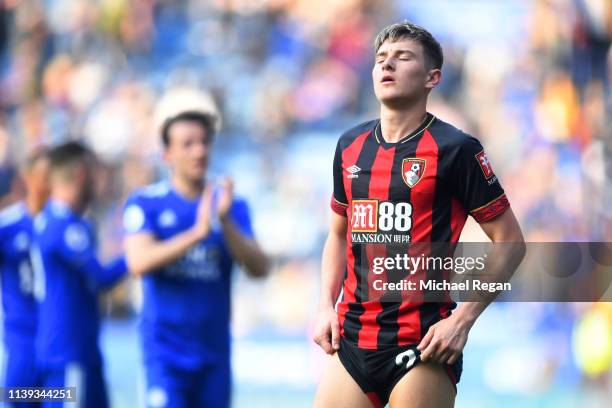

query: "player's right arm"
left=314, top=140, right=349, bottom=354
left=125, top=231, right=202, bottom=276
left=50, top=221, right=127, bottom=290
left=313, top=212, right=347, bottom=355
left=123, top=185, right=213, bottom=276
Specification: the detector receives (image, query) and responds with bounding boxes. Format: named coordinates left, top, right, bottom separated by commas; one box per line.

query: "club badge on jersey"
left=475, top=150, right=495, bottom=179
left=401, top=158, right=426, bottom=188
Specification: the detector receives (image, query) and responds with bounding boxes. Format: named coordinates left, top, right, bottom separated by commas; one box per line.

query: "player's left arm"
left=419, top=137, right=526, bottom=365
left=217, top=178, right=269, bottom=278
left=418, top=208, right=525, bottom=365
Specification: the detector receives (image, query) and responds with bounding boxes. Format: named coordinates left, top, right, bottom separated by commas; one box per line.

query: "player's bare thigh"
left=313, top=353, right=373, bottom=408
left=389, top=362, right=456, bottom=408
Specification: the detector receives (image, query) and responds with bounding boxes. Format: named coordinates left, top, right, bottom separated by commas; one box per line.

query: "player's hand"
left=313, top=306, right=341, bottom=355
left=193, top=182, right=214, bottom=239
left=217, top=177, right=234, bottom=222
left=417, top=313, right=471, bottom=365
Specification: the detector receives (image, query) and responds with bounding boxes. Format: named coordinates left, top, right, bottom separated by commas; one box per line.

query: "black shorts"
left=337, top=337, right=462, bottom=407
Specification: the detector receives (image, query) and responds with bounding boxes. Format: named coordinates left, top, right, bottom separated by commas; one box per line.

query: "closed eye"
left=375, top=52, right=387, bottom=64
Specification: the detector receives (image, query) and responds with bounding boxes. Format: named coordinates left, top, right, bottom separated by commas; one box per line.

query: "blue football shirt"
left=123, top=182, right=254, bottom=369
left=32, top=200, right=127, bottom=367
left=0, top=202, right=37, bottom=346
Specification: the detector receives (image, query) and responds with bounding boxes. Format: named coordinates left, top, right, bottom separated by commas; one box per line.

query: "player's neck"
left=25, top=194, right=46, bottom=216
left=50, top=190, right=81, bottom=214
left=379, top=101, right=428, bottom=143
left=171, top=174, right=204, bottom=200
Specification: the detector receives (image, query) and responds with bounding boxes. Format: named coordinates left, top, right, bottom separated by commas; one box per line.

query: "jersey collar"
left=48, top=199, right=73, bottom=218
left=373, top=112, right=436, bottom=146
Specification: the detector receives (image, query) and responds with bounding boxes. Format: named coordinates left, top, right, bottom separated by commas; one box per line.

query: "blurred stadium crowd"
left=0, top=0, right=611, bottom=406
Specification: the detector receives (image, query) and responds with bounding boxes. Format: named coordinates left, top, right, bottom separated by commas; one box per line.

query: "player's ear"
left=425, top=68, right=441, bottom=89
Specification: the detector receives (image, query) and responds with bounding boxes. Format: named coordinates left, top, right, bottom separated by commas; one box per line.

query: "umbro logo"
left=347, top=165, right=361, bottom=179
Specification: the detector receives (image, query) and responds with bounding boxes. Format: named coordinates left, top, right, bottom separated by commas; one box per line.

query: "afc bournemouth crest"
left=402, top=158, right=426, bottom=188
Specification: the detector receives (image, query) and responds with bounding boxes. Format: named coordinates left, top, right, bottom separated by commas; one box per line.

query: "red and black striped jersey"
left=330, top=113, right=510, bottom=350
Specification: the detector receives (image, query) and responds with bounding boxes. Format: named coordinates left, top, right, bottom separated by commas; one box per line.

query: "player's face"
left=77, top=162, right=96, bottom=209
left=372, top=38, right=439, bottom=107
left=23, top=158, right=50, bottom=202
left=164, top=121, right=210, bottom=183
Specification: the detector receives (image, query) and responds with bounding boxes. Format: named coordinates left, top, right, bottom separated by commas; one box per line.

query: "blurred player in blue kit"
left=123, top=111, right=269, bottom=408
left=32, top=142, right=128, bottom=408
left=0, top=148, right=49, bottom=407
